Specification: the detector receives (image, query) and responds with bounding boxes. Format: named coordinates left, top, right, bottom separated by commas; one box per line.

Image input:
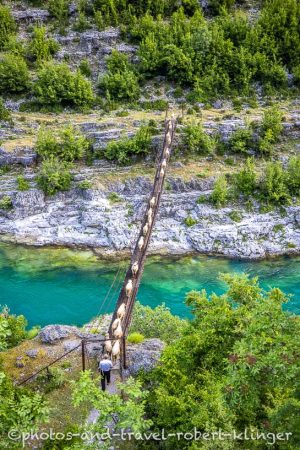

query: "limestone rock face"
left=124, top=338, right=165, bottom=376
left=38, top=325, right=79, bottom=344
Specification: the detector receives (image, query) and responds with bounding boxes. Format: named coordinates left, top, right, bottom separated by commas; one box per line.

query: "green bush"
left=228, top=210, right=242, bottom=222
left=104, top=124, right=152, bottom=164
left=0, top=98, right=11, bottom=122
left=36, top=367, right=66, bottom=393
left=257, top=107, right=283, bottom=155
left=233, top=157, right=257, bottom=197
left=26, top=326, right=41, bottom=340
left=0, top=306, right=27, bottom=350
left=293, top=65, right=300, bottom=87
left=17, top=175, right=30, bottom=191
left=0, top=54, right=30, bottom=94
left=0, top=195, right=13, bottom=210
left=211, top=175, right=228, bottom=208
left=286, top=156, right=300, bottom=196
left=27, top=26, right=59, bottom=64
left=182, top=123, right=215, bottom=154
left=36, top=157, right=72, bottom=195
left=79, top=58, right=92, bottom=77
left=184, top=216, right=198, bottom=227
left=130, top=301, right=187, bottom=344
left=260, top=162, right=289, bottom=205
left=34, top=62, right=94, bottom=107
left=127, top=332, right=145, bottom=344
left=0, top=5, right=16, bottom=50
left=227, top=127, right=253, bottom=154
left=48, top=0, right=70, bottom=26
left=108, top=192, right=122, bottom=203
left=78, top=180, right=92, bottom=189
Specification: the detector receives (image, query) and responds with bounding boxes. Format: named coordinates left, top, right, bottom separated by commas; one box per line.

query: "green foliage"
left=27, top=26, right=59, bottom=64
left=36, top=125, right=89, bottom=162
left=0, top=54, right=30, bottom=94
left=258, top=107, right=283, bottom=155
left=127, top=332, right=145, bottom=344
left=48, top=0, right=70, bottom=26
left=182, top=122, right=215, bottom=154
left=260, top=162, right=290, bottom=205
left=99, top=50, right=140, bottom=101
left=104, top=124, right=152, bottom=164
left=228, top=210, right=242, bottom=222
left=34, top=62, right=94, bottom=107
left=72, top=372, right=152, bottom=440
left=0, top=195, right=13, bottom=210
left=211, top=175, right=228, bottom=208
left=130, top=301, right=187, bottom=344
left=36, top=367, right=66, bottom=393
left=78, top=180, right=92, bottom=190
left=36, top=157, right=72, bottom=195
left=233, top=157, right=257, bottom=197
left=78, top=58, right=91, bottom=77
left=26, top=326, right=41, bottom=340
left=0, top=370, right=48, bottom=444
left=17, top=175, right=30, bottom=191
left=184, top=216, right=198, bottom=227
left=227, top=126, right=253, bottom=154
left=286, top=156, right=300, bottom=196
left=108, top=191, right=122, bottom=203
left=144, top=274, right=300, bottom=449
left=0, top=98, right=11, bottom=122
left=0, top=306, right=27, bottom=350
left=0, top=5, right=16, bottom=50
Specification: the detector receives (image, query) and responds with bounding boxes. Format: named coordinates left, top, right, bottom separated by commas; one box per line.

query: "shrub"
left=104, top=124, right=152, bottom=164
left=260, top=162, right=289, bottom=205
left=130, top=302, right=187, bottom=344
left=182, top=123, right=215, bottom=154
left=0, top=98, right=11, bottom=122
left=34, top=62, right=94, bottom=107
left=26, top=326, right=41, bottom=340
left=108, top=192, right=122, bottom=203
left=258, top=107, right=283, bottom=155
left=0, top=5, right=16, bottom=50
left=229, top=210, right=242, bottom=222
left=0, top=54, right=30, bottom=94
left=17, top=175, right=30, bottom=191
left=79, top=58, right=91, bottom=77
left=78, top=180, right=92, bottom=189
left=293, top=65, right=300, bottom=87
left=227, top=127, right=253, bottom=154
left=100, top=70, right=140, bottom=101
left=0, top=306, right=27, bottom=350
left=27, top=26, right=59, bottom=64
left=233, top=157, right=257, bottom=197
left=286, top=156, right=300, bottom=196
left=36, top=157, right=72, bottom=195
left=36, top=367, right=66, bottom=393
left=184, top=216, right=198, bottom=227
left=48, top=0, right=70, bottom=26
left=127, top=332, right=145, bottom=344
left=0, top=195, right=13, bottom=210
left=211, top=175, right=228, bottom=208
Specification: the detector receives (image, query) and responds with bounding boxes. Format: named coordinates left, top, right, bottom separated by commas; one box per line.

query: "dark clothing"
left=100, top=370, right=111, bottom=391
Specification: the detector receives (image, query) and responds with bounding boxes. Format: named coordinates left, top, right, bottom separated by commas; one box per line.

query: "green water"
left=0, top=244, right=299, bottom=327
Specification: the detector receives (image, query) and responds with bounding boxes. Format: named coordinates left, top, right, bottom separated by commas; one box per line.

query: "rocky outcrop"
left=1, top=171, right=300, bottom=259
left=38, top=324, right=80, bottom=344
left=124, top=338, right=165, bottom=376
left=0, top=147, right=37, bottom=167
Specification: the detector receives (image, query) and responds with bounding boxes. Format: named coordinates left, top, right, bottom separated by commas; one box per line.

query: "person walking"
left=99, top=354, right=113, bottom=391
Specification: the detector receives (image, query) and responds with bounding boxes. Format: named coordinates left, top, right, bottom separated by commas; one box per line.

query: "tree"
left=258, top=107, right=283, bottom=155
left=182, top=123, right=215, bottom=154
left=48, top=0, right=70, bottom=27
left=0, top=5, right=16, bottom=50
left=27, top=26, right=59, bottom=64
left=0, top=306, right=27, bottom=351
left=233, top=157, right=257, bottom=197
left=227, top=127, right=253, bottom=154
left=286, top=156, right=300, bottom=196
left=0, top=54, right=30, bottom=94
left=144, top=274, right=300, bottom=449
left=36, top=157, right=72, bottom=195
left=260, top=162, right=289, bottom=205
left=211, top=175, right=228, bottom=207
left=34, top=62, right=94, bottom=107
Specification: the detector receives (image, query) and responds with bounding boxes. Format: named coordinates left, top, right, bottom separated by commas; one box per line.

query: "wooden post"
left=81, top=340, right=86, bottom=371
left=122, top=337, right=127, bottom=369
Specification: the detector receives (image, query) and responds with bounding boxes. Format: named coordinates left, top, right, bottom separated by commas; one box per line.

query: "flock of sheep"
left=103, top=120, right=174, bottom=363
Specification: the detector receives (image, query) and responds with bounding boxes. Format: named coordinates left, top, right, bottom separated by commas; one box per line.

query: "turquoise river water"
left=0, top=243, right=299, bottom=327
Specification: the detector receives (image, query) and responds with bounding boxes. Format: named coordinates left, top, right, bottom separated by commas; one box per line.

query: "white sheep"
left=148, top=217, right=152, bottom=227
left=138, top=236, right=144, bottom=251
left=147, top=208, right=153, bottom=220
left=126, top=279, right=133, bottom=297
left=112, top=317, right=121, bottom=331
left=132, top=261, right=139, bottom=276
left=143, top=223, right=149, bottom=236
left=160, top=168, right=165, bottom=177
left=113, top=323, right=123, bottom=338
left=161, top=159, right=167, bottom=168
left=112, top=340, right=120, bottom=362
left=165, top=131, right=172, bottom=146
left=165, top=148, right=170, bottom=157
left=117, top=302, right=126, bottom=318
left=150, top=196, right=156, bottom=207
left=104, top=334, right=112, bottom=353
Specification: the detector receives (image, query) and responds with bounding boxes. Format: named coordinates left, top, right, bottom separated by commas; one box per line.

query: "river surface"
left=0, top=244, right=299, bottom=327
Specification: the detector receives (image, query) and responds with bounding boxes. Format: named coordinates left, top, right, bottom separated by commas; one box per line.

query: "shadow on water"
left=0, top=244, right=299, bottom=327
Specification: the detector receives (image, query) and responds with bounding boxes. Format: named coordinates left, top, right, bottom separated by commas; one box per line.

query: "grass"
left=127, top=332, right=145, bottom=344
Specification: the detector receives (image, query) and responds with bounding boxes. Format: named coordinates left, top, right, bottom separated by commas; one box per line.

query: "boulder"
left=26, top=349, right=39, bottom=358
left=38, top=325, right=79, bottom=344
left=124, top=338, right=165, bottom=376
